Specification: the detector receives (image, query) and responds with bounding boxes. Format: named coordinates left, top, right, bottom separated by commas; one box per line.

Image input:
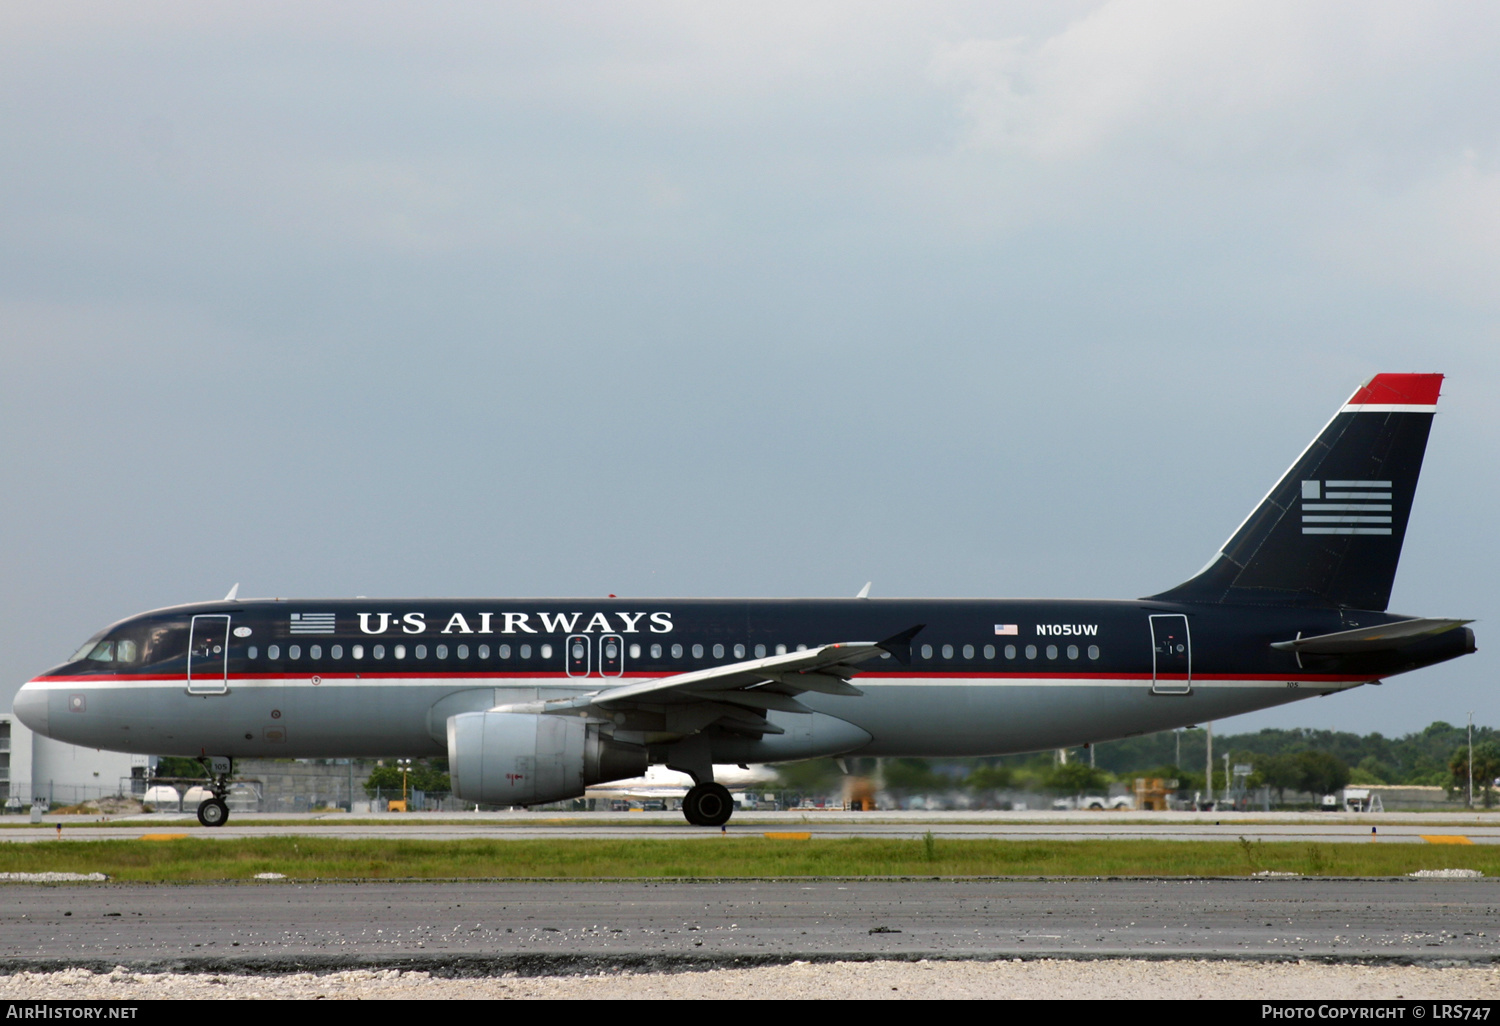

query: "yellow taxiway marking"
left=140, top=834, right=189, bottom=842
left=1420, top=835, right=1474, bottom=845
left=764, top=832, right=812, bottom=841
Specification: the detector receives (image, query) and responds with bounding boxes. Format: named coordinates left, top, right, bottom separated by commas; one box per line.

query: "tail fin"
left=1148, top=373, right=1443, bottom=611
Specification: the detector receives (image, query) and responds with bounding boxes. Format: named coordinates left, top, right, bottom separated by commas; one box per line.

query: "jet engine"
left=447, top=711, right=646, bottom=806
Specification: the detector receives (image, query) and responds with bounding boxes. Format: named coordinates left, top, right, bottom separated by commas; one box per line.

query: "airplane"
left=584, top=763, right=776, bottom=808
left=12, top=373, right=1474, bottom=828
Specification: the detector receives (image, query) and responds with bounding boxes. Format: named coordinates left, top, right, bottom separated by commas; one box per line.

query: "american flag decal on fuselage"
left=289, top=612, right=337, bottom=634
left=1300, top=480, right=1393, bottom=536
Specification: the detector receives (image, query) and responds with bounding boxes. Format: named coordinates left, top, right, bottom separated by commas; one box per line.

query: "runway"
left=4, top=810, right=1499, bottom=844
left=1, top=878, right=1497, bottom=973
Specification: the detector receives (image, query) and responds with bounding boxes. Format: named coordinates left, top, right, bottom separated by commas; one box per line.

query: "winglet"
left=877, top=624, right=925, bottom=665
left=223, top=583, right=240, bottom=601
left=856, top=582, right=872, bottom=599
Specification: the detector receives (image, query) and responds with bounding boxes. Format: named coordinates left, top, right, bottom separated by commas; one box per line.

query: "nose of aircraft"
left=13, top=681, right=49, bottom=737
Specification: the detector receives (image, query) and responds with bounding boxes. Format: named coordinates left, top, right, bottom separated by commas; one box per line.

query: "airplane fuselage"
left=16, top=596, right=1473, bottom=764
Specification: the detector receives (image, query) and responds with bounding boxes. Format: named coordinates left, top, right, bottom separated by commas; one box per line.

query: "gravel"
left=3, top=961, right=1498, bottom=1000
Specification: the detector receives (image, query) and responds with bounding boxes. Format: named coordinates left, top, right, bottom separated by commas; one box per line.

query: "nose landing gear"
left=196, top=797, right=229, bottom=827
left=194, top=755, right=234, bottom=828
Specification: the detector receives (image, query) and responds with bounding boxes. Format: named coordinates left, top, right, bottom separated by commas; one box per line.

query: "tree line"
left=773, top=720, right=1500, bottom=807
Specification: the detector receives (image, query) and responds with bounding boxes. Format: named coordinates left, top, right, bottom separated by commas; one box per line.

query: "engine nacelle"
left=447, top=711, right=646, bottom=806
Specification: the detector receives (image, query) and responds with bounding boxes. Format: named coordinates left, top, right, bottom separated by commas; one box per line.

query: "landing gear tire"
left=682, top=783, right=734, bottom=827
left=197, top=798, right=230, bottom=828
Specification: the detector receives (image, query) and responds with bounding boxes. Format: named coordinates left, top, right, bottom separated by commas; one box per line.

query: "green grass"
left=1, top=836, right=1499, bottom=882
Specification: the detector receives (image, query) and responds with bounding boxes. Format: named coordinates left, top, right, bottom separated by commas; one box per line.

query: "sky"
left=2, top=2, right=1497, bottom=739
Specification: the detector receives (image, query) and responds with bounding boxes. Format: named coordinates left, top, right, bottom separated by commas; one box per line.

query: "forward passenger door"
left=187, top=614, right=231, bottom=695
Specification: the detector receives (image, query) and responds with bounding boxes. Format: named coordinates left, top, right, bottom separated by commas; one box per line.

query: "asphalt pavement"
left=3, top=809, right=1498, bottom=844
left=1, top=878, right=1497, bottom=973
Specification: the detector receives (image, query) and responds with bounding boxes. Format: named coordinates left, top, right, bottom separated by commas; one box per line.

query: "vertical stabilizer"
left=1148, top=373, right=1442, bottom=610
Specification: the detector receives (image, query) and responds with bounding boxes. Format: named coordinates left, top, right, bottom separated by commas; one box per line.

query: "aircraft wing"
left=505, top=626, right=922, bottom=737
left=1271, top=618, right=1472, bottom=655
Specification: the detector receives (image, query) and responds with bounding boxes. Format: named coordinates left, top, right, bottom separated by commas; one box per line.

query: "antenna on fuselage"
left=223, top=583, right=240, bottom=601
left=855, top=582, right=872, bottom=599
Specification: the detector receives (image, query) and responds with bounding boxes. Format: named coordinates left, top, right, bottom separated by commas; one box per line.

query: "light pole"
left=399, top=758, right=413, bottom=810
left=1468, top=713, right=1474, bottom=810
left=1205, top=722, right=1214, bottom=807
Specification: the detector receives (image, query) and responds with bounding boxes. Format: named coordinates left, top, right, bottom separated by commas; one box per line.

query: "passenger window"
left=288, top=645, right=301, bottom=660
left=540, top=644, right=553, bottom=659
left=1088, top=645, right=1100, bottom=660
left=692, top=644, right=704, bottom=658
left=268, top=644, right=281, bottom=660
left=671, top=644, right=684, bottom=658
left=415, top=644, right=428, bottom=659
left=796, top=644, right=808, bottom=651
left=499, top=644, right=511, bottom=659
left=351, top=644, right=363, bottom=660
left=983, top=645, right=995, bottom=659
left=629, top=643, right=641, bottom=659
left=1024, top=645, right=1036, bottom=659
left=754, top=644, right=766, bottom=658
left=248, top=645, right=258, bottom=660
left=712, top=644, right=725, bottom=659
left=963, top=644, right=975, bottom=659
left=373, top=644, right=385, bottom=660
left=776, top=644, right=787, bottom=655
left=650, top=643, right=662, bottom=659
left=942, top=644, right=954, bottom=659
left=437, top=644, right=449, bottom=659
left=920, top=644, right=933, bottom=659
left=310, top=644, right=322, bottom=659
left=395, top=645, right=407, bottom=659
left=479, top=644, right=491, bottom=659
left=520, top=644, right=532, bottom=658
left=1045, top=645, right=1057, bottom=660
left=1067, top=645, right=1079, bottom=660
left=733, top=643, right=746, bottom=659
left=331, top=644, right=343, bottom=659
left=457, top=644, right=470, bottom=659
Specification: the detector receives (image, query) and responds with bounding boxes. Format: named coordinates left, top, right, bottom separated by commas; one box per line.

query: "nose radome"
left=13, top=681, right=49, bottom=737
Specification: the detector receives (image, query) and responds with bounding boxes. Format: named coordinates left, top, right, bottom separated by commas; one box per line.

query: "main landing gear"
left=682, top=783, right=734, bottom=827
left=195, top=755, right=233, bottom=828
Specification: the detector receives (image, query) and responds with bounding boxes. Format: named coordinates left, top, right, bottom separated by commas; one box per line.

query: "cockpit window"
left=67, top=633, right=107, bottom=662
left=67, top=623, right=185, bottom=667
left=140, top=624, right=187, bottom=665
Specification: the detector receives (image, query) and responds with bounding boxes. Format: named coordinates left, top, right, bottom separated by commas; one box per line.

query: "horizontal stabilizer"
left=1271, top=618, right=1472, bottom=655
